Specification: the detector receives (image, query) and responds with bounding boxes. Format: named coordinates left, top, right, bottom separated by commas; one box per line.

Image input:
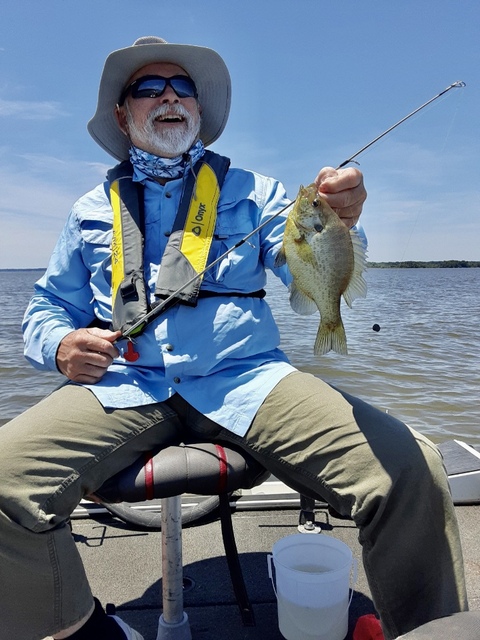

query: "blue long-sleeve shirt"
left=22, top=165, right=298, bottom=436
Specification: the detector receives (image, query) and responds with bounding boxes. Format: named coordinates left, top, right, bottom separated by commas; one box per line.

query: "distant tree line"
left=2, top=261, right=480, bottom=273
left=368, top=260, right=480, bottom=268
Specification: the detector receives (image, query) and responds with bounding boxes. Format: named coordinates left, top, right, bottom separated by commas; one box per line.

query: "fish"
left=274, top=183, right=367, bottom=355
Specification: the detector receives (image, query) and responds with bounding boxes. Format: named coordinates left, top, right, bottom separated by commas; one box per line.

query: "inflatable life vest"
left=107, top=151, right=230, bottom=335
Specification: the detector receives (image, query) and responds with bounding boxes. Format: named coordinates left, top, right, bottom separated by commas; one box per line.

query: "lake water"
left=1, top=268, right=479, bottom=445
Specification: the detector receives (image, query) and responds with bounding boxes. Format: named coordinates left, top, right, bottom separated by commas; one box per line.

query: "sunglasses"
left=118, top=75, right=198, bottom=105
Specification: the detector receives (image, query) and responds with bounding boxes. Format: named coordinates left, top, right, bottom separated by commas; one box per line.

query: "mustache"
left=148, top=103, right=191, bottom=123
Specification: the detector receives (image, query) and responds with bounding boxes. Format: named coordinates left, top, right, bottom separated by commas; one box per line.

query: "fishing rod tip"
left=336, top=159, right=360, bottom=170
left=453, top=81, right=466, bottom=88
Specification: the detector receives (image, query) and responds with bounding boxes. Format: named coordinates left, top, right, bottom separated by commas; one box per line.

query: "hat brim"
left=87, top=41, right=231, bottom=160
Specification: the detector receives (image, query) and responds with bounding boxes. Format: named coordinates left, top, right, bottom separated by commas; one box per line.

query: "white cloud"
left=16, top=152, right=110, bottom=183
left=0, top=98, right=69, bottom=120
left=363, top=186, right=480, bottom=262
left=0, top=153, right=111, bottom=268
left=335, top=136, right=480, bottom=262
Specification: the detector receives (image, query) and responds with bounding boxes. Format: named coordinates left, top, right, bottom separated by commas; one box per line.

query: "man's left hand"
left=315, top=166, right=366, bottom=228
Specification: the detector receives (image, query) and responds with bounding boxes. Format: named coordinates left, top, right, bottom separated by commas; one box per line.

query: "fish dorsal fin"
left=274, top=245, right=287, bottom=268
left=343, top=229, right=368, bottom=308
left=289, top=281, right=318, bottom=315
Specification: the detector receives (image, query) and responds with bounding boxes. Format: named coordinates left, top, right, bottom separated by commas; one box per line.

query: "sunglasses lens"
left=132, top=78, right=167, bottom=99
left=169, top=77, right=197, bottom=98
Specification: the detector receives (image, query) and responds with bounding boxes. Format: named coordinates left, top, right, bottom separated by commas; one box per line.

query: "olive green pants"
left=0, top=372, right=467, bottom=639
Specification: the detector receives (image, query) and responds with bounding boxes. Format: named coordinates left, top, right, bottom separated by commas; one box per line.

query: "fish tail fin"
left=314, top=320, right=348, bottom=356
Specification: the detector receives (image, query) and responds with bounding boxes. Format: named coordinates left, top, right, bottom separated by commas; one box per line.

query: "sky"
left=0, top=0, right=479, bottom=268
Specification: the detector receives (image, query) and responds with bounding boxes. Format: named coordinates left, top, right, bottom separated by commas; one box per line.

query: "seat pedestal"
left=156, top=496, right=192, bottom=640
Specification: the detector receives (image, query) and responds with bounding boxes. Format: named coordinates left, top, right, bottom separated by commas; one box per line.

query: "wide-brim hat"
left=87, top=36, right=231, bottom=160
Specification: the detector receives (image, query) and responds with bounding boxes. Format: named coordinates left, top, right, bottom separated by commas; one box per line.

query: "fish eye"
left=312, top=199, right=319, bottom=208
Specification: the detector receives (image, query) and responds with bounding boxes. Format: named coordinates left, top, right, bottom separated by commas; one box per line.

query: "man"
left=0, top=37, right=467, bottom=640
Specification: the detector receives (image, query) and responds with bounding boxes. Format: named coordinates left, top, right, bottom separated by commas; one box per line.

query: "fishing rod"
left=120, top=80, right=466, bottom=340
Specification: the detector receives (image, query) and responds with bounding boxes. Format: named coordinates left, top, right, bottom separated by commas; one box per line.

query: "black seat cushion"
left=96, top=442, right=269, bottom=503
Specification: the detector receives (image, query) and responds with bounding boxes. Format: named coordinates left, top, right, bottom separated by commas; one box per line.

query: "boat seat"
left=94, top=440, right=272, bottom=639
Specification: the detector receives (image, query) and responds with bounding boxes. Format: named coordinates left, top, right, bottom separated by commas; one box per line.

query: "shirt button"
left=165, top=344, right=174, bottom=351
left=165, top=192, right=172, bottom=198
left=173, top=377, right=181, bottom=384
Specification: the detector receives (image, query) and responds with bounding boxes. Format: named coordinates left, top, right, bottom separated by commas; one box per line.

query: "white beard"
left=125, top=102, right=201, bottom=157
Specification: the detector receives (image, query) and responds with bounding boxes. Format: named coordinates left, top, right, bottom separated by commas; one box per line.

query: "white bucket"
left=267, top=534, right=357, bottom=640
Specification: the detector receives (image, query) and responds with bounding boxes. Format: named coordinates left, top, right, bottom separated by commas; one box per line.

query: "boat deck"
left=66, top=498, right=480, bottom=639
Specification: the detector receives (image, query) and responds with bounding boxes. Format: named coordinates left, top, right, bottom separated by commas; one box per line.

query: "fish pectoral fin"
left=289, top=282, right=318, bottom=315
left=343, top=230, right=368, bottom=308
left=314, top=320, right=348, bottom=356
left=274, top=245, right=287, bottom=268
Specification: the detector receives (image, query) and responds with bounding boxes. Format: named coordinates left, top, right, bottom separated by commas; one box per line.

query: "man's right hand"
left=56, top=328, right=121, bottom=383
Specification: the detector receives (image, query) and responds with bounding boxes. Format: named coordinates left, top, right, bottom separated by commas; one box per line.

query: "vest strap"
left=154, top=152, right=230, bottom=305
left=108, top=161, right=149, bottom=336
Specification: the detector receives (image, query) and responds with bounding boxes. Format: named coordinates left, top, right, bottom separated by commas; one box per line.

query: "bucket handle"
left=267, top=553, right=277, bottom=597
left=267, top=554, right=358, bottom=608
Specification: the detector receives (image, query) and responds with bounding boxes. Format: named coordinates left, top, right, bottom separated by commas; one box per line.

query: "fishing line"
left=120, top=81, right=466, bottom=340
left=396, top=83, right=466, bottom=263
left=336, top=81, right=465, bottom=169
left=437, top=83, right=466, bottom=157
